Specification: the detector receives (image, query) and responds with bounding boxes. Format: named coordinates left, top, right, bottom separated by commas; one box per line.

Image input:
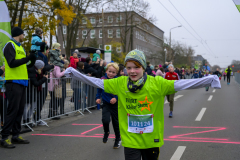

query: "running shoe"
left=1, top=139, right=15, bottom=148
left=113, top=138, right=121, bottom=149
left=103, top=132, right=109, bottom=143
left=169, top=112, right=173, bottom=118
left=11, top=136, right=30, bottom=144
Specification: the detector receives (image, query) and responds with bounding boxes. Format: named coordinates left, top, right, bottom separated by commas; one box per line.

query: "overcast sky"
left=148, top=0, right=240, bottom=68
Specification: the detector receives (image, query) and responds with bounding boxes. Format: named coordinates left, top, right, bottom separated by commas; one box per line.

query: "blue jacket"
left=192, top=73, right=199, bottom=79
left=96, top=74, right=118, bottom=104
left=31, top=34, right=43, bottom=51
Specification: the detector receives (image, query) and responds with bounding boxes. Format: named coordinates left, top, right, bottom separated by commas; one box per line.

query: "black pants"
left=124, top=147, right=160, bottom=160
left=102, top=102, right=120, bottom=139
left=224, top=75, right=226, bottom=81
left=48, top=91, right=65, bottom=117
left=227, top=75, right=230, bottom=83
left=1, top=83, right=26, bottom=139
left=35, top=84, right=47, bottom=121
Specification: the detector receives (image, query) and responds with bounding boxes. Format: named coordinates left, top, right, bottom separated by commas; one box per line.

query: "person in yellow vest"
left=1, top=27, right=37, bottom=148
left=64, top=49, right=221, bottom=160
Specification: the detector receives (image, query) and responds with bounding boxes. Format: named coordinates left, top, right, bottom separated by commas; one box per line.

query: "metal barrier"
left=0, top=77, right=98, bottom=132
left=235, top=73, right=240, bottom=85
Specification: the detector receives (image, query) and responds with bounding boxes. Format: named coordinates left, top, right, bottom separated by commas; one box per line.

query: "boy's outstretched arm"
left=174, top=75, right=221, bottom=91
left=65, top=67, right=104, bottom=89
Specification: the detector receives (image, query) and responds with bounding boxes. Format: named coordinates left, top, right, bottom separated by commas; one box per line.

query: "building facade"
left=58, top=11, right=164, bottom=64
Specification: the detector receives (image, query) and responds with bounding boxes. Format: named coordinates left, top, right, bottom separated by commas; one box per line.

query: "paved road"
left=1, top=78, right=240, bottom=160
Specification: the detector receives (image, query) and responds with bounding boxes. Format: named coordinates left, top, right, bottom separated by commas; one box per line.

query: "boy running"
left=96, top=63, right=121, bottom=149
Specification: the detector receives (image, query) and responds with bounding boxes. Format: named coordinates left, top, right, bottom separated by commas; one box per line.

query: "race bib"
left=127, top=114, right=154, bottom=134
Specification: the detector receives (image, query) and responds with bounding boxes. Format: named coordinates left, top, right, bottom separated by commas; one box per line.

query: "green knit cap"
left=124, top=49, right=146, bottom=69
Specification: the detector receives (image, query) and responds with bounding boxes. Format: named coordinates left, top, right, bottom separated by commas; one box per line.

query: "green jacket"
left=49, top=49, right=64, bottom=68
left=225, top=68, right=232, bottom=75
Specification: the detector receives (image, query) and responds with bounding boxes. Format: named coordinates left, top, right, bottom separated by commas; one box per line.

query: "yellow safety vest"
left=4, top=40, right=28, bottom=80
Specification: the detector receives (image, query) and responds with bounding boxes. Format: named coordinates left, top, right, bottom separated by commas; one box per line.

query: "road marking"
left=208, top=95, right=213, bottom=101
left=170, top=146, right=186, bottom=160
left=195, top=108, right=206, bottom=121
left=165, top=95, right=183, bottom=104
left=212, top=89, right=216, bottom=93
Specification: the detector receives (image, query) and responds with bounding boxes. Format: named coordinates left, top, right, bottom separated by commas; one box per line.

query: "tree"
left=88, top=38, right=99, bottom=48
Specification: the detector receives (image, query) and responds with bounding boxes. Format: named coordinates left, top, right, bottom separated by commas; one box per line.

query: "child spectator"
left=92, top=50, right=101, bottom=62
left=49, top=43, right=64, bottom=70
left=0, top=69, right=6, bottom=129
left=96, top=63, right=121, bottom=149
left=31, top=28, right=46, bottom=51
left=69, top=51, right=79, bottom=69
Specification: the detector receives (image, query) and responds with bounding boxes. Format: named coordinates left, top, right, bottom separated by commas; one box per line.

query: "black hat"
left=40, top=44, right=49, bottom=52
left=11, top=27, right=24, bottom=37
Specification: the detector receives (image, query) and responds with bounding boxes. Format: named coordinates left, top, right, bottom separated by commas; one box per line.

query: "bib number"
left=128, top=114, right=153, bottom=134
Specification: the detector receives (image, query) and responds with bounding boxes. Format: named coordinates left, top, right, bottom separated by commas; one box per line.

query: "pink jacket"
left=155, top=69, right=164, bottom=77
left=48, top=66, right=65, bottom=91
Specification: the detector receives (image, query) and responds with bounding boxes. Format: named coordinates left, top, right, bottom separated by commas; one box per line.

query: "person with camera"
left=84, top=57, right=104, bottom=78
left=1, top=27, right=37, bottom=148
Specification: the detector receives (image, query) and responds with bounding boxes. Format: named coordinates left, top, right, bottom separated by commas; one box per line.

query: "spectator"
left=69, top=51, right=79, bottom=69
left=49, top=43, right=64, bottom=70
left=31, top=28, right=46, bottom=51
left=117, top=64, right=125, bottom=77
left=72, top=62, right=87, bottom=110
left=84, top=57, right=103, bottom=78
left=145, top=62, right=152, bottom=75
left=23, top=60, right=48, bottom=126
left=192, top=71, right=199, bottom=79
left=1, top=27, right=37, bottom=148
left=156, top=67, right=164, bottom=77
left=154, top=65, right=159, bottom=73
left=0, top=67, right=6, bottom=129
left=92, top=50, right=101, bottom=62
left=163, top=62, right=169, bottom=73
left=48, top=59, right=66, bottom=119
left=150, top=65, right=156, bottom=76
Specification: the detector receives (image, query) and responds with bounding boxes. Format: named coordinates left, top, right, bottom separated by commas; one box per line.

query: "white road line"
left=170, top=146, right=186, bottom=160
left=195, top=108, right=206, bottom=121
left=212, top=89, right=216, bottom=93
left=208, top=95, right=213, bottom=101
left=164, top=95, right=183, bottom=104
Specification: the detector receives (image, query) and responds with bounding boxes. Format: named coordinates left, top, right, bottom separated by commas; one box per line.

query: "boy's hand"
left=110, top=98, right=117, bottom=104
left=96, top=99, right=101, bottom=104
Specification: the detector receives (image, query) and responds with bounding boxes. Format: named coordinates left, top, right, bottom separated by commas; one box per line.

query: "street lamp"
left=169, top=25, right=182, bottom=48
left=102, top=0, right=112, bottom=49
left=164, top=48, right=167, bottom=62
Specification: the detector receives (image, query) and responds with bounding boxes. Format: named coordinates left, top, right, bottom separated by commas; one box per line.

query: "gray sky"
left=148, top=0, right=240, bottom=68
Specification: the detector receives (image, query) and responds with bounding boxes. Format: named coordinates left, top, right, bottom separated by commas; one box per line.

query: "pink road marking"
left=173, top=126, right=225, bottom=129
left=81, top=124, right=103, bottom=135
left=72, top=124, right=102, bottom=125
left=169, top=137, right=228, bottom=141
left=31, top=134, right=240, bottom=145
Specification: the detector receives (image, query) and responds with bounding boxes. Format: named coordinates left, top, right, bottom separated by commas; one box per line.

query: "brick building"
left=58, top=11, right=164, bottom=64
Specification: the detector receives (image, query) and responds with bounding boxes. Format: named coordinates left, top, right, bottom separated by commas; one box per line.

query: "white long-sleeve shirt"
left=64, top=67, right=221, bottom=92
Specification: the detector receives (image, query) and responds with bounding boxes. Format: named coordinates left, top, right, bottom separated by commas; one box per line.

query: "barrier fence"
left=235, top=73, right=240, bottom=85
left=0, top=74, right=194, bottom=132
left=0, top=78, right=98, bottom=131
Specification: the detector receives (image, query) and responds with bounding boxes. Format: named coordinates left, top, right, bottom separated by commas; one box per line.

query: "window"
left=116, top=15, right=122, bottom=22
left=108, top=16, right=113, bottom=23
left=116, top=29, right=120, bottom=38
left=108, top=29, right=113, bottom=38
left=82, top=30, right=87, bottom=39
left=99, top=44, right=102, bottom=49
left=99, top=29, right=102, bottom=38
left=82, top=18, right=87, bottom=24
left=99, top=17, right=102, bottom=23
left=116, top=45, right=121, bottom=53
left=63, top=26, right=67, bottom=34
left=90, top=17, right=95, bottom=24
left=90, top=30, right=95, bottom=39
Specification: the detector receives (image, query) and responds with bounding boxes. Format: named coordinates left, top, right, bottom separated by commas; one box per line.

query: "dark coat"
left=145, top=66, right=152, bottom=75
left=26, top=66, right=47, bottom=103
left=84, top=62, right=103, bottom=78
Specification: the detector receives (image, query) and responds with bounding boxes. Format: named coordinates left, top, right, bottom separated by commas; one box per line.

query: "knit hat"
left=52, top=43, right=61, bottom=49
left=150, top=65, right=154, bottom=70
left=168, top=64, right=174, bottom=68
left=40, top=44, right=48, bottom=52
left=34, top=60, right=45, bottom=69
left=124, top=49, right=146, bottom=69
left=96, top=50, right=101, bottom=54
left=159, top=64, right=162, bottom=68
left=35, top=28, right=43, bottom=36
left=11, top=27, right=24, bottom=37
